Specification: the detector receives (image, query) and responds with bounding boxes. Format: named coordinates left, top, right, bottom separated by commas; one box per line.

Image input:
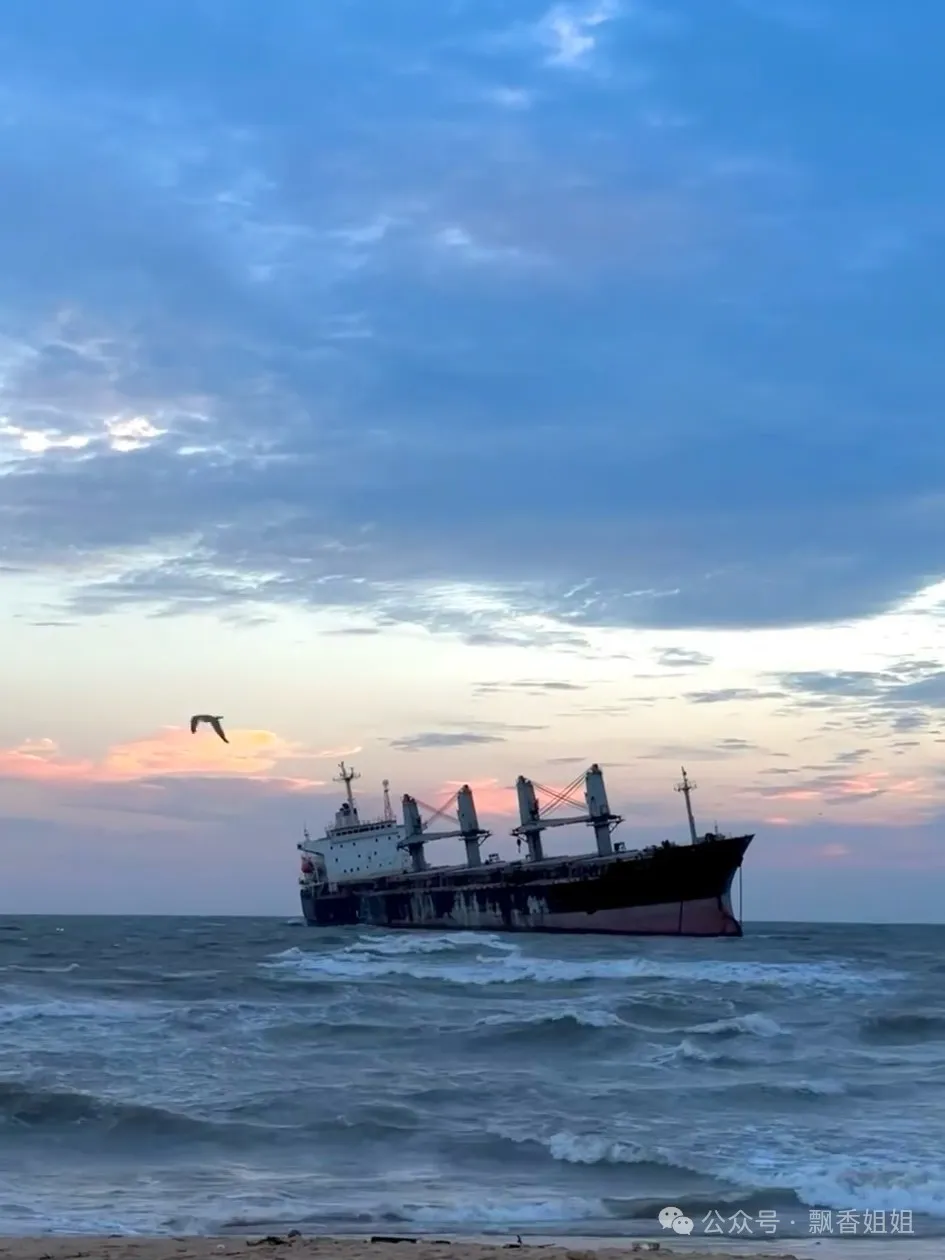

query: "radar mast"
left=334, top=761, right=360, bottom=806
left=675, top=766, right=699, bottom=844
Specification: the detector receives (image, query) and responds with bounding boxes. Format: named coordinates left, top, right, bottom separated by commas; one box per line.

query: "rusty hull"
left=300, top=832, right=751, bottom=937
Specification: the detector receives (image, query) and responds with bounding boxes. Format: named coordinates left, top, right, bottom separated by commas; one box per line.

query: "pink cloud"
left=0, top=727, right=329, bottom=787
left=762, top=772, right=923, bottom=804
left=439, top=777, right=518, bottom=818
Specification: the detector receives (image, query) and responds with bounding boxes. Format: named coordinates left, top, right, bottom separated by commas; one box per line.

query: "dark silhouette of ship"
left=297, top=761, right=752, bottom=936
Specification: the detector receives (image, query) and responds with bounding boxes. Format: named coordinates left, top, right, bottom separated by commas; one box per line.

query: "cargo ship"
left=297, top=761, right=753, bottom=936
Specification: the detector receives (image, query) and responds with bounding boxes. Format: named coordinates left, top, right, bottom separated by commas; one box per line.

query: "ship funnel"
left=457, top=784, right=484, bottom=868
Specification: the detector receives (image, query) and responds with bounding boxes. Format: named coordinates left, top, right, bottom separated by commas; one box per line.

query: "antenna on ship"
left=382, top=779, right=394, bottom=822
left=675, top=766, right=700, bottom=845
left=334, top=761, right=360, bottom=806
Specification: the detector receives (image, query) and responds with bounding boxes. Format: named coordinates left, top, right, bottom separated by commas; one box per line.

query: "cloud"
left=779, top=670, right=889, bottom=698
left=321, top=627, right=383, bottom=637
left=432, top=224, right=545, bottom=269
left=536, top=1, right=619, bottom=68
left=657, top=648, right=714, bottom=668
left=754, top=770, right=921, bottom=806
left=819, top=842, right=851, bottom=858
left=487, top=87, right=535, bottom=110
left=832, top=748, right=870, bottom=765
left=776, top=661, right=945, bottom=735
left=0, top=0, right=943, bottom=648
left=474, top=680, right=588, bottom=696
left=686, top=687, right=786, bottom=704
left=0, top=728, right=329, bottom=786
left=389, top=731, right=506, bottom=752
left=716, top=737, right=758, bottom=752
left=634, top=738, right=763, bottom=761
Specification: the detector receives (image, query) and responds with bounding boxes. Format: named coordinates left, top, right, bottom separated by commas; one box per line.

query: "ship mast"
left=675, top=766, right=699, bottom=844
left=334, top=761, right=360, bottom=806
left=382, top=779, right=394, bottom=822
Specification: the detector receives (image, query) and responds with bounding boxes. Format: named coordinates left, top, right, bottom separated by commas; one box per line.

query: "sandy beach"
left=0, top=1236, right=939, bottom=1260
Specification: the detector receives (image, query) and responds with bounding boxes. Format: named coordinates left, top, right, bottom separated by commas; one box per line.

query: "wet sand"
left=0, top=1235, right=936, bottom=1260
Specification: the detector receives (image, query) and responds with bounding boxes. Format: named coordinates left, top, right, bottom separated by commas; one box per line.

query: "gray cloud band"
left=1, top=0, right=941, bottom=635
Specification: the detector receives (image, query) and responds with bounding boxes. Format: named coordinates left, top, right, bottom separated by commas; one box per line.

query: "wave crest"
left=263, top=942, right=884, bottom=992
left=688, top=1012, right=785, bottom=1038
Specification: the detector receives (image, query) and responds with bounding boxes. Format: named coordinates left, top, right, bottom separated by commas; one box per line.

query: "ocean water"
left=1, top=917, right=944, bottom=1241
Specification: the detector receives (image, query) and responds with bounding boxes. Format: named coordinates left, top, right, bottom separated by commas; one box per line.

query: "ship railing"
left=327, top=817, right=397, bottom=836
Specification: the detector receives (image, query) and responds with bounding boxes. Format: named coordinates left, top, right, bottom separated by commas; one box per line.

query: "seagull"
left=190, top=714, right=229, bottom=744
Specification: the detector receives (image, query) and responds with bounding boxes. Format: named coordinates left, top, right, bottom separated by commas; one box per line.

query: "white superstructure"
left=298, top=763, right=412, bottom=887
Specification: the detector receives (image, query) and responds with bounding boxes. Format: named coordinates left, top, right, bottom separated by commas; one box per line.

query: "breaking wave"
left=263, top=941, right=891, bottom=992
left=687, top=1012, right=786, bottom=1037
left=495, top=1128, right=945, bottom=1219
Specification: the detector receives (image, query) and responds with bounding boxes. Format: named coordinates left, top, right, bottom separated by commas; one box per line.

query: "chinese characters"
left=675, top=1207, right=918, bottom=1237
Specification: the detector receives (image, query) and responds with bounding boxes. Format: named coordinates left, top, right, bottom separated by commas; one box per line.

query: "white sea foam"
left=476, top=1003, right=624, bottom=1029
left=740, top=1157, right=945, bottom=1218
left=347, top=931, right=517, bottom=956
left=545, top=1132, right=646, bottom=1165
left=0, top=1191, right=608, bottom=1236
left=2, top=962, right=80, bottom=974
left=263, top=944, right=891, bottom=992
left=497, top=1125, right=945, bottom=1219
left=0, top=996, right=164, bottom=1026
left=689, top=1012, right=786, bottom=1037
left=655, top=1037, right=725, bottom=1064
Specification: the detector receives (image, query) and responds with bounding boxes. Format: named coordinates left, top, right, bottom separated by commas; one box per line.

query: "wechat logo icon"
left=658, top=1206, right=694, bottom=1235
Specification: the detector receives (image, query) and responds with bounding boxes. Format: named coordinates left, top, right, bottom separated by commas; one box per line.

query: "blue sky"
left=1, top=0, right=944, bottom=918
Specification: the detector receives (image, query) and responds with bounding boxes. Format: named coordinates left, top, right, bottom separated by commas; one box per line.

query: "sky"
left=1, top=0, right=944, bottom=919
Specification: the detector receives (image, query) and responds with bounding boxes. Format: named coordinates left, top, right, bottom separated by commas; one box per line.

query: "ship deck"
left=311, top=833, right=754, bottom=897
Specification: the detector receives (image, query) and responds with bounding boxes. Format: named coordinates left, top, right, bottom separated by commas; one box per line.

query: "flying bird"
left=190, top=714, right=229, bottom=744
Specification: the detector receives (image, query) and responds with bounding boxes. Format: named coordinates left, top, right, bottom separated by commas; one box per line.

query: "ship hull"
left=300, top=833, right=751, bottom=938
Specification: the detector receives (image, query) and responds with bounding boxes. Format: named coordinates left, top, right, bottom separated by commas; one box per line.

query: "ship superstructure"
left=298, top=763, right=412, bottom=886
left=298, top=760, right=751, bottom=937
